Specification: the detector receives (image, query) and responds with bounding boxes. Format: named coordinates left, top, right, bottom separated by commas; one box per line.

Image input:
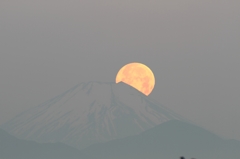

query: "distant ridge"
left=1, top=81, right=187, bottom=149
left=82, top=119, right=240, bottom=159
left=0, top=128, right=92, bottom=159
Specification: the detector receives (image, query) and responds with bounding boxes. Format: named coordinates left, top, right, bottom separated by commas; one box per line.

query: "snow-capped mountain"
left=1, top=81, right=187, bottom=149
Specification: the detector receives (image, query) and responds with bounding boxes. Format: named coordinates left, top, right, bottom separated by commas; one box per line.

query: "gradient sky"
left=1, top=0, right=240, bottom=140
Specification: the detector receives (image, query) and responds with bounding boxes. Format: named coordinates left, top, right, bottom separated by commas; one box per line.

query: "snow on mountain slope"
left=1, top=81, right=186, bottom=149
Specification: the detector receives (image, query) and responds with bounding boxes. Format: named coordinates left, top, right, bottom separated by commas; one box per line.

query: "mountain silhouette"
left=1, top=81, right=187, bottom=149
left=82, top=120, right=240, bottom=159
left=0, top=128, right=92, bottom=159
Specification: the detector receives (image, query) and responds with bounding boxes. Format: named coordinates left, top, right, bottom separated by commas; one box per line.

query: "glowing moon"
left=116, top=62, right=155, bottom=96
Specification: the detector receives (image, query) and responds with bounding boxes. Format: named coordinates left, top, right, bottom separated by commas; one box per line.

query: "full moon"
left=116, top=62, right=155, bottom=96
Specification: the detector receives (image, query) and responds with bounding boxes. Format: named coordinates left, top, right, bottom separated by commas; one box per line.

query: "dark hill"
left=0, top=128, right=93, bottom=159
left=82, top=120, right=240, bottom=159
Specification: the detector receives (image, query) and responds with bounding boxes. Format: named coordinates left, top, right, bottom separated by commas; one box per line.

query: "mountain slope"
left=82, top=120, right=240, bottom=159
left=1, top=81, right=187, bottom=149
left=0, top=128, right=92, bottom=159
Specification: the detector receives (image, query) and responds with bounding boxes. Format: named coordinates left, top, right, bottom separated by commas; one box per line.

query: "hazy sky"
left=1, top=0, right=240, bottom=140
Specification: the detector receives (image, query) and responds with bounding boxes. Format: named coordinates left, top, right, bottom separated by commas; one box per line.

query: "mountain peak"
left=1, top=81, right=186, bottom=149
